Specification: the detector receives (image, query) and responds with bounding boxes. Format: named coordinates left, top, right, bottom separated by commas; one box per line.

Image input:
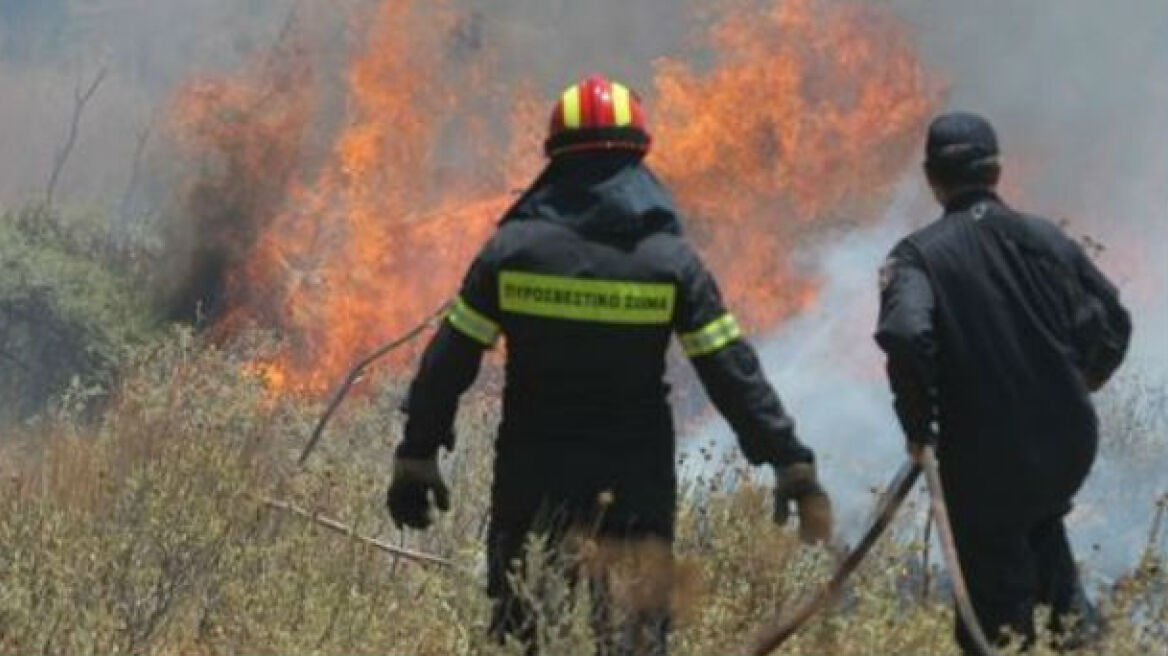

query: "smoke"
left=0, top=1, right=303, bottom=208
left=685, top=178, right=928, bottom=535
left=893, top=0, right=1168, bottom=368
left=451, top=0, right=690, bottom=94
left=691, top=0, right=1167, bottom=578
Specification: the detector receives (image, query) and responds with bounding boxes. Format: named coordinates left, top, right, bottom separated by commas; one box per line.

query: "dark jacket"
left=875, top=189, right=1131, bottom=527
left=398, top=152, right=812, bottom=531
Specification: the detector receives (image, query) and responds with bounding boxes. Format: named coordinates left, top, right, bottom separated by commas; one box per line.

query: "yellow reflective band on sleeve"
left=679, top=313, right=742, bottom=357
left=611, top=83, right=633, bottom=126
left=499, top=271, right=675, bottom=324
left=446, top=296, right=500, bottom=346
left=562, top=86, right=582, bottom=129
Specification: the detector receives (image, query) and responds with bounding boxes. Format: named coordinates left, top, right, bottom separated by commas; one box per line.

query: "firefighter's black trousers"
left=952, top=510, right=1100, bottom=654
left=485, top=441, right=675, bottom=656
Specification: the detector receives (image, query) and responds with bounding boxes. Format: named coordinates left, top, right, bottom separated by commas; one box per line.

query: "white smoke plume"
left=686, top=178, right=926, bottom=540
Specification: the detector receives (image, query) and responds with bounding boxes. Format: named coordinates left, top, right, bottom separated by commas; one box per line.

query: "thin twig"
left=248, top=1, right=305, bottom=114
left=260, top=497, right=451, bottom=567
left=1146, top=493, right=1168, bottom=561
left=119, top=114, right=154, bottom=225
left=46, top=65, right=109, bottom=207
left=298, top=303, right=450, bottom=466
left=262, top=1, right=303, bottom=76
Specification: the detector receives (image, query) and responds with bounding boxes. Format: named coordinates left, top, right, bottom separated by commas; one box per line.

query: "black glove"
left=386, top=457, right=450, bottom=530
left=773, top=462, right=833, bottom=545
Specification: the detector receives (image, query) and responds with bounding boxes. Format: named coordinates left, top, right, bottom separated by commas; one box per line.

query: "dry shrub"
left=1, top=329, right=1165, bottom=655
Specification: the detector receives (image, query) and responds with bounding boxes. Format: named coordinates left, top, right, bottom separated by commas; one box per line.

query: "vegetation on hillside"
left=0, top=204, right=155, bottom=423
left=0, top=319, right=1165, bottom=655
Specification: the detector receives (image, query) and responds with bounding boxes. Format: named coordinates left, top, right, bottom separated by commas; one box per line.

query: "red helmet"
left=545, top=75, right=651, bottom=158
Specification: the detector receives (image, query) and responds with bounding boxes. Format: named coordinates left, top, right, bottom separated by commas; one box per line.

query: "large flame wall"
left=170, top=0, right=936, bottom=394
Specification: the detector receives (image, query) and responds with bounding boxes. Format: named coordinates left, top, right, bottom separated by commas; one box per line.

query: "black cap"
left=925, top=112, right=1000, bottom=172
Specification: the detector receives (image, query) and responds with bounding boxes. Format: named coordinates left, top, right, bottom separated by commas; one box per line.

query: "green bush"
left=0, top=203, right=156, bottom=422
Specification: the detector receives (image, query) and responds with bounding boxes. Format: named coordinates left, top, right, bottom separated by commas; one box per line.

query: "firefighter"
left=875, top=112, right=1131, bottom=653
left=386, top=75, right=833, bottom=654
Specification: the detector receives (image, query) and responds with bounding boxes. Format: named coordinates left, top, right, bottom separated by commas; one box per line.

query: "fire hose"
left=921, top=445, right=997, bottom=656
left=750, top=460, right=919, bottom=655
left=298, top=302, right=451, bottom=466
left=750, top=445, right=998, bottom=656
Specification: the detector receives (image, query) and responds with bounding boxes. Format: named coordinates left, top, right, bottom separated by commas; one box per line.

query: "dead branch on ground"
left=260, top=496, right=452, bottom=568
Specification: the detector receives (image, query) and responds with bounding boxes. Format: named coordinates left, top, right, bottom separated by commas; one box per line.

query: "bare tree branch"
left=298, top=302, right=449, bottom=466
left=119, top=113, right=155, bottom=225
left=1147, top=493, right=1168, bottom=562
left=249, top=0, right=305, bottom=113
left=46, top=65, right=109, bottom=207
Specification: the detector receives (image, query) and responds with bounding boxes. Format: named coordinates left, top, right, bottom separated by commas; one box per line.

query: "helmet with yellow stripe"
left=545, top=74, right=651, bottom=158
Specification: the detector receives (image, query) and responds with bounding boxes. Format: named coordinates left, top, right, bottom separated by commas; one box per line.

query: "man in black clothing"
left=386, top=75, right=833, bottom=655
left=876, top=112, right=1131, bottom=653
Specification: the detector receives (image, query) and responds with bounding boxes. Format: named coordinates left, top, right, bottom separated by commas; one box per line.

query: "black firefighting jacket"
left=397, top=153, right=813, bottom=477
left=876, top=189, right=1131, bottom=527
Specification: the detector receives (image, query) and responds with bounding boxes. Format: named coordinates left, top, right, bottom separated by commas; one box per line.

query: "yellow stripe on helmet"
left=611, top=82, right=633, bottom=126
left=561, top=86, right=582, bottom=129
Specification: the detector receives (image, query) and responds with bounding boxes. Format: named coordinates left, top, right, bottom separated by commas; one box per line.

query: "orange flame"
left=652, top=0, right=935, bottom=329
left=171, top=0, right=937, bottom=395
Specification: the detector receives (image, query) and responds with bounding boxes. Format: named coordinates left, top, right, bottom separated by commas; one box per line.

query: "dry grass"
left=1, top=330, right=1165, bottom=655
